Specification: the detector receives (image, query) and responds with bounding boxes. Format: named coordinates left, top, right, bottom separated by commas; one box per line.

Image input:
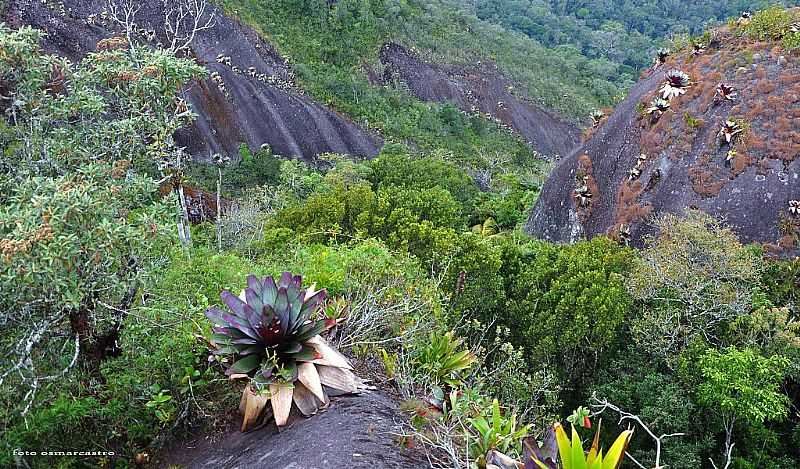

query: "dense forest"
left=1, top=1, right=799, bottom=468
left=469, top=0, right=800, bottom=101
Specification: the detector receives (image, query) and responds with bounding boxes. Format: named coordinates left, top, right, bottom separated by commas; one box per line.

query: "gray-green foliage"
left=628, top=210, right=762, bottom=363
left=0, top=24, right=203, bottom=424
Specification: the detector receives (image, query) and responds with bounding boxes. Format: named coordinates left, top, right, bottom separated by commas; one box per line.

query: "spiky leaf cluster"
left=206, top=273, right=329, bottom=386
left=718, top=120, right=743, bottom=144
left=653, top=48, right=670, bottom=67
left=660, top=70, right=691, bottom=100
left=590, top=110, right=605, bottom=126
left=715, top=83, right=738, bottom=102
left=646, top=97, right=671, bottom=116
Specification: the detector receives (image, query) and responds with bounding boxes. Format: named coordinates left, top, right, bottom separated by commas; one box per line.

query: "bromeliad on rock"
left=715, top=83, right=738, bottom=102
left=590, top=109, right=605, bottom=127
left=660, top=70, right=691, bottom=100
left=652, top=48, right=670, bottom=68
left=646, top=97, right=671, bottom=118
left=206, top=272, right=364, bottom=431
left=718, top=120, right=743, bottom=145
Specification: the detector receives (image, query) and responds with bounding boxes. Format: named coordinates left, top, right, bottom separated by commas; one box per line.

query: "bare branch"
left=163, top=0, right=216, bottom=54
left=105, top=0, right=142, bottom=54
left=591, top=394, right=685, bottom=469
left=105, top=0, right=216, bottom=54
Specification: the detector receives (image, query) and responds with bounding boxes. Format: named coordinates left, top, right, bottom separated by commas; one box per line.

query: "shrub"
left=628, top=211, right=762, bottom=362
left=0, top=23, right=203, bottom=443
left=698, top=347, right=790, bottom=426
left=187, top=147, right=282, bottom=197
left=741, top=7, right=794, bottom=41
left=368, top=152, right=479, bottom=210
left=0, top=247, right=252, bottom=466
left=593, top=352, right=712, bottom=469
left=446, top=233, right=505, bottom=323
left=411, top=331, right=476, bottom=387
left=501, top=237, right=633, bottom=385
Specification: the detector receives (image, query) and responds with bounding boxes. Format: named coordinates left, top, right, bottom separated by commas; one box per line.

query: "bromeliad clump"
left=660, top=70, right=691, bottom=100
left=646, top=97, right=671, bottom=118
left=590, top=109, right=605, bottom=127
left=652, top=48, right=670, bottom=68
left=715, top=83, right=738, bottom=102
left=719, top=119, right=744, bottom=144
left=206, top=272, right=363, bottom=430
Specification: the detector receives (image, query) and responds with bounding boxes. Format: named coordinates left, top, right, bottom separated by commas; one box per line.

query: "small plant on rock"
left=691, top=40, right=706, bottom=56
left=573, top=173, right=594, bottom=208
left=206, top=273, right=362, bottom=430
left=737, top=11, right=753, bottom=26
left=660, top=70, right=691, bottom=100
left=652, top=48, right=670, bottom=68
left=590, top=110, right=605, bottom=127
left=413, top=331, right=477, bottom=387
left=718, top=119, right=744, bottom=144
left=789, top=200, right=800, bottom=216
left=646, top=97, right=671, bottom=118
left=715, top=83, right=738, bottom=102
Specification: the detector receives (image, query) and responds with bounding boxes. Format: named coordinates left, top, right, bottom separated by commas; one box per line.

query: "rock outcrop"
left=156, top=391, right=427, bottom=469
left=5, top=0, right=382, bottom=162
left=376, top=42, right=580, bottom=158
left=526, top=23, right=800, bottom=250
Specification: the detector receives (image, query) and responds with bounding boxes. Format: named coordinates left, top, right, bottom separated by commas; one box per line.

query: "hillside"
left=6, top=0, right=382, bottom=161
left=527, top=8, right=800, bottom=251
left=468, top=0, right=800, bottom=102
left=2, top=3, right=800, bottom=469
left=7, top=0, right=600, bottom=172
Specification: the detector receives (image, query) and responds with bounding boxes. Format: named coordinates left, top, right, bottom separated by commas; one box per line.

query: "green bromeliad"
left=206, top=272, right=362, bottom=429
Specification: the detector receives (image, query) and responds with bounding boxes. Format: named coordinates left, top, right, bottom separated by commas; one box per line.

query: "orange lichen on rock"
left=688, top=154, right=726, bottom=197
left=611, top=179, right=652, bottom=230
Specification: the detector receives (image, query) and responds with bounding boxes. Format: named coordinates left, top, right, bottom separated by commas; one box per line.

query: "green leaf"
left=230, top=354, right=262, bottom=374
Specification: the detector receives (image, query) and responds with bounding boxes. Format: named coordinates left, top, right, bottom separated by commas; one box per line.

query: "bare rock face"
left=157, top=391, right=427, bottom=469
left=526, top=25, right=800, bottom=251
left=5, top=0, right=382, bottom=162
left=376, top=42, right=580, bottom=158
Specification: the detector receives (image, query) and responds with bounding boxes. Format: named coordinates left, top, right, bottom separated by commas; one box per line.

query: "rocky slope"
left=526, top=23, right=800, bottom=250
left=375, top=42, right=580, bottom=158
left=5, top=0, right=381, bottom=162
left=157, top=391, right=427, bottom=469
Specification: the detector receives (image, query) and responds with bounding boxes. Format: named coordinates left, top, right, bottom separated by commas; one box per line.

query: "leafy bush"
left=0, top=24, right=204, bottom=455
left=368, top=152, right=479, bottom=211
left=467, top=398, right=530, bottom=461
left=412, top=331, right=477, bottom=387
left=593, top=351, right=713, bottom=469
left=188, top=146, right=282, bottom=197
left=628, top=211, right=761, bottom=362
left=501, top=237, right=634, bottom=385
left=741, top=6, right=795, bottom=40
left=698, top=347, right=790, bottom=426
left=1, top=247, right=251, bottom=466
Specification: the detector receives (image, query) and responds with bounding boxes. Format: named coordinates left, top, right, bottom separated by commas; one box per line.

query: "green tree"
left=698, top=347, right=791, bottom=468
left=0, top=24, right=202, bottom=421
left=628, top=211, right=762, bottom=363
left=501, top=236, right=633, bottom=387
